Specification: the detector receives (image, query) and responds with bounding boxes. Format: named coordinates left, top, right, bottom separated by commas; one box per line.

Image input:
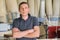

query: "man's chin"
left=22, top=14, right=28, bottom=16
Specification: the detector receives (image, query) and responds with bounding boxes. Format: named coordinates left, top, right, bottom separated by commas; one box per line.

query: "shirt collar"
left=20, top=14, right=31, bottom=21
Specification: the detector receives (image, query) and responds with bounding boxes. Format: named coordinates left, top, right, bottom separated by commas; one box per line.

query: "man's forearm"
left=13, top=31, right=29, bottom=38
left=24, top=26, right=40, bottom=38
left=13, top=29, right=34, bottom=38
left=24, top=31, right=40, bottom=38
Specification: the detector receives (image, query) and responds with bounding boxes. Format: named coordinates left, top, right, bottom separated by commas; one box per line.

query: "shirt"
left=12, top=14, right=39, bottom=40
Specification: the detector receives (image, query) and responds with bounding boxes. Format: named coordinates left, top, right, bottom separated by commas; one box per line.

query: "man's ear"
left=19, top=9, right=20, bottom=12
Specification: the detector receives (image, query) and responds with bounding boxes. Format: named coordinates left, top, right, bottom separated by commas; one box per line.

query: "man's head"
left=19, top=2, right=29, bottom=16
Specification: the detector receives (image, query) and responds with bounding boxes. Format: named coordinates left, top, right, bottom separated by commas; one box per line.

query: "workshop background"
left=0, top=0, right=60, bottom=40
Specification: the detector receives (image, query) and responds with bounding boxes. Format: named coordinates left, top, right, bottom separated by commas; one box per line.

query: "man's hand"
left=12, top=27, right=20, bottom=32
left=27, top=29, right=34, bottom=33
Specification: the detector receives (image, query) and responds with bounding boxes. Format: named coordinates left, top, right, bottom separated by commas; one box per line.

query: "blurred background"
left=0, top=0, right=60, bottom=40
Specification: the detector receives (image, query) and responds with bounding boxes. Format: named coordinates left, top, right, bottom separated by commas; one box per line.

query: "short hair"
left=19, top=2, right=29, bottom=10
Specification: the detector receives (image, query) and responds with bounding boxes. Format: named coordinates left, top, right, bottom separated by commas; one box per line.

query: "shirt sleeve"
left=12, top=19, right=18, bottom=28
left=33, top=17, right=39, bottom=26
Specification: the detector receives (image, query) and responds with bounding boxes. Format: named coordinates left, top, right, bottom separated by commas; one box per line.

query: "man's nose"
left=23, top=8, right=25, bottom=11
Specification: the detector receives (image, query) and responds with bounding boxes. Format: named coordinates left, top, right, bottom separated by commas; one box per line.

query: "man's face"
left=19, top=4, right=29, bottom=16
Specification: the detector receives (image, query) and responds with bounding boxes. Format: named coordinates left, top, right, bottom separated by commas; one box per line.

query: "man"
left=12, top=2, right=40, bottom=40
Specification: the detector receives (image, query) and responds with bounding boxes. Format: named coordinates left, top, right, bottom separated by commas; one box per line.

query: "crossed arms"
left=12, top=26, right=40, bottom=38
